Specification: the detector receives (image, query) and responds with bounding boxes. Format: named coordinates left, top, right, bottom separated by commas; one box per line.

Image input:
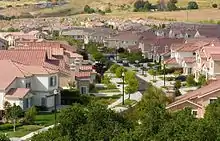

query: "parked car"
left=175, top=75, right=187, bottom=81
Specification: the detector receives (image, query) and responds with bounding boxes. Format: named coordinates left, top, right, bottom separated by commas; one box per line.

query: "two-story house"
left=195, top=46, right=220, bottom=80
left=166, top=78, right=220, bottom=118
left=0, top=60, right=59, bottom=119
left=104, top=31, right=141, bottom=48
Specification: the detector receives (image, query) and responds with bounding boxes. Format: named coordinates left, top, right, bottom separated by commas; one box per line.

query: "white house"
left=0, top=60, right=60, bottom=119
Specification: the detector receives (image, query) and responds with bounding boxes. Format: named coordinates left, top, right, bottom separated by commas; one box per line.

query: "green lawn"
left=35, top=112, right=58, bottom=126
left=118, top=99, right=137, bottom=107
left=93, top=94, right=122, bottom=105
left=98, top=89, right=120, bottom=93
left=0, top=112, right=57, bottom=138
left=2, top=125, right=43, bottom=138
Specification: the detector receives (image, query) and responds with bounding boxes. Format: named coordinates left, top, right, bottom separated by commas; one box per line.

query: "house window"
left=188, top=68, right=192, bottom=74
left=192, top=110, right=198, bottom=116
left=210, top=98, right=217, bottom=104
left=26, top=82, right=31, bottom=88
left=49, top=76, right=57, bottom=87
left=41, top=97, right=46, bottom=106
left=80, top=86, right=87, bottom=94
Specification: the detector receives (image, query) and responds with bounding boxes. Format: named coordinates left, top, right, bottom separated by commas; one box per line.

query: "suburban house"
left=0, top=60, right=60, bottom=119
left=194, top=45, right=220, bottom=80
left=104, top=31, right=141, bottom=48
left=139, top=37, right=184, bottom=61
left=0, top=38, right=8, bottom=50
left=0, top=30, right=47, bottom=46
left=88, top=28, right=115, bottom=44
left=13, top=40, right=96, bottom=93
left=165, top=38, right=220, bottom=75
left=166, top=78, right=220, bottom=118
left=75, top=65, right=96, bottom=94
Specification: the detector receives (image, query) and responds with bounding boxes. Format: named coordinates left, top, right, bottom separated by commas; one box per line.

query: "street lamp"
left=115, top=46, right=119, bottom=61
left=163, top=63, right=166, bottom=87
left=53, top=89, right=60, bottom=126
left=122, top=72, right=125, bottom=105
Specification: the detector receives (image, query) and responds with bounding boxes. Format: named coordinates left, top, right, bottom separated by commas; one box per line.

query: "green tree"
left=187, top=1, right=199, bottom=9
left=31, top=127, right=69, bottom=141
left=186, top=74, right=196, bottom=87
left=126, top=78, right=139, bottom=99
left=174, top=80, right=181, bottom=89
left=133, top=84, right=169, bottom=140
left=75, top=104, right=132, bottom=141
left=143, top=1, right=152, bottom=11
left=93, top=52, right=104, bottom=61
left=58, top=104, right=87, bottom=137
left=7, top=104, right=23, bottom=132
left=124, top=71, right=136, bottom=83
left=0, top=133, right=10, bottom=141
left=115, top=66, right=125, bottom=78
left=155, top=108, right=196, bottom=141
left=110, top=64, right=120, bottom=73
left=198, top=74, right=207, bottom=86
left=24, top=106, right=37, bottom=125
left=167, top=0, right=178, bottom=11
left=134, top=0, right=145, bottom=10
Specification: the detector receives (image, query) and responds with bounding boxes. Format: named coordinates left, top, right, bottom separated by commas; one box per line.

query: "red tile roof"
left=5, top=88, right=30, bottom=99
left=79, top=65, right=93, bottom=71
left=75, top=72, right=91, bottom=78
left=0, top=50, right=70, bottom=75
left=164, top=58, right=178, bottom=65
left=167, top=79, right=220, bottom=109
left=183, top=57, right=196, bottom=63
left=0, top=60, right=57, bottom=90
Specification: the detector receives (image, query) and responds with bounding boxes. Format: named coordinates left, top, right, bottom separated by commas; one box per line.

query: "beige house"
left=166, top=79, right=220, bottom=118
left=195, top=46, right=220, bottom=80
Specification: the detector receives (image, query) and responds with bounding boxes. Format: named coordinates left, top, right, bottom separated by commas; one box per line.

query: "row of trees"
left=110, top=64, right=139, bottom=99
left=3, top=102, right=37, bottom=132
left=30, top=84, right=220, bottom=141
left=84, top=5, right=111, bottom=15
left=133, top=0, right=199, bottom=12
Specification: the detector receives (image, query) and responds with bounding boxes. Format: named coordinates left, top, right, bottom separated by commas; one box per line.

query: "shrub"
left=35, top=106, right=48, bottom=111
left=198, top=74, right=207, bottom=86
left=167, top=1, right=177, bottom=11
left=174, top=80, right=181, bottom=89
left=6, top=5, right=12, bottom=8
left=187, top=1, right=199, bottom=9
left=148, top=69, right=156, bottom=76
left=174, top=89, right=181, bottom=97
left=115, top=66, right=125, bottom=78
left=0, top=133, right=10, bottom=141
left=110, top=64, right=120, bottom=73
left=186, top=74, right=196, bottom=87
left=107, top=83, right=117, bottom=89
left=212, top=3, right=218, bottom=8
left=0, top=123, right=22, bottom=131
left=24, top=106, right=38, bottom=125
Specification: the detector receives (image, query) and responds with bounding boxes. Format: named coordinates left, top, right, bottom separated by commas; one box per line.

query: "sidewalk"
left=108, top=91, right=142, bottom=109
left=10, top=125, right=55, bottom=141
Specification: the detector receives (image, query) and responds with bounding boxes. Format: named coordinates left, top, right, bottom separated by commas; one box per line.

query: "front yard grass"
left=2, top=125, right=43, bottom=138
left=98, top=89, right=120, bottom=93
left=0, top=112, right=57, bottom=138
left=93, top=94, right=122, bottom=105
left=117, top=99, right=137, bottom=107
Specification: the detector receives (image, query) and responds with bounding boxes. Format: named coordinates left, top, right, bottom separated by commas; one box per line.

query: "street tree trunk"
left=13, top=119, right=16, bottom=132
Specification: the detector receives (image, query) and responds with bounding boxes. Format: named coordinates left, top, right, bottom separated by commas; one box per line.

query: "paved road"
left=136, top=76, right=148, bottom=94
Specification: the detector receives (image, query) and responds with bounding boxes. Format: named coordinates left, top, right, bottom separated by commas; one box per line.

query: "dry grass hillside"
left=0, top=0, right=219, bottom=21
